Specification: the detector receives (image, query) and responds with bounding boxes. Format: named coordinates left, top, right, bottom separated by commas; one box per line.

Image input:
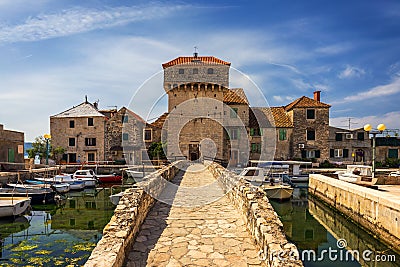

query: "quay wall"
left=309, top=174, right=400, bottom=253
left=84, top=161, right=184, bottom=267
left=207, top=162, right=303, bottom=267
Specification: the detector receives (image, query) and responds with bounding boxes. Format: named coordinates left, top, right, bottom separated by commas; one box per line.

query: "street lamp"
left=363, top=124, right=386, bottom=178
left=43, top=134, right=51, bottom=165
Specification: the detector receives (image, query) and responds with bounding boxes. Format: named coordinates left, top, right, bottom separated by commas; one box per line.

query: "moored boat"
left=34, top=175, right=85, bottom=190
left=261, top=183, right=294, bottom=200
left=25, top=180, right=70, bottom=193
left=337, top=165, right=377, bottom=186
left=389, top=170, right=400, bottom=177
left=72, top=170, right=97, bottom=187
left=71, top=169, right=122, bottom=183
left=0, top=197, right=31, bottom=218
left=2, top=185, right=56, bottom=204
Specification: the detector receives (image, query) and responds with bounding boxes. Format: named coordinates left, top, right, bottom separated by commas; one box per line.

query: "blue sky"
left=1, top=0, right=399, bottom=141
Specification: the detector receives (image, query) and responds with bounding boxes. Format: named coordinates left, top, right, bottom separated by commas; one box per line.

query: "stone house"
left=328, top=126, right=370, bottom=164
left=104, top=107, right=146, bottom=164
left=282, top=92, right=331, bottom=161
left=375, top=137, right=400, bottom=165
left=0, top=124, right=24, bottom=164
left=50, top=100, right=106, bottom=163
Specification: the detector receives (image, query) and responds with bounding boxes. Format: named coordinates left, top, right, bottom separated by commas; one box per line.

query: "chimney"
left=313, top=91, right=321, bottom=102
left=93, top=102, right=98, bottom=109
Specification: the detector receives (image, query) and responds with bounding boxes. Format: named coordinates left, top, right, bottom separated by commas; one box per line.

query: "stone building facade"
left=0, top=124, right=24, bottom=164
left=50, top=101, right=106, bottom=163
left=104, top=107, right=146, bottom=164
left=375, top=137, right=400, bottom=165
left=328, top=126, right=370, bottom=164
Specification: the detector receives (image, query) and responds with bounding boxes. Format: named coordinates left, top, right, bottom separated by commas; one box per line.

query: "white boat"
left=249, top=160, right=312, bottom=183
left=389, top=170, right=400, bottom=177
left=238, top=167, right=282, bottom=186
left=239, top=167, right=293, bottom=200
left=337, top=165, right=378, bottom=186
left=72, top=170, right=97, bottom=187
left=125, top=170, right=144, bottom=178
left=72, top=169, right=122, bottom=183
left=25, top=180, right=70, bottom=193
left=0, top=197, right=31, bottom=217
left=109, top=192, right=124, bottom=205
left=34, top=175, right=85, bottom=190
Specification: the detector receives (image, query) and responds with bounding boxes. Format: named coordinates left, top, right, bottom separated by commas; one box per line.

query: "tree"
left=52, top=146, right=65, bottom=164
left=27, top=136, right=49, bottom=159
left=147, top=142, right=166, bottom=160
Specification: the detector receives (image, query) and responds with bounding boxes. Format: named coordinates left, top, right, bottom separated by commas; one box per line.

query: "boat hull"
left=262, top=185, right=293, bottom=200
left=338, top=174, right=378, bottom=186
left=1, top=187, right=55, bottom=204
left=97, top=175, right=122, bottom=183
left=0, top=197, right=31, bottom=217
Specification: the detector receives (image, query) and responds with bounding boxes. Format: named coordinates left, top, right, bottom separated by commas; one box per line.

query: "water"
left=270, top=183, right=400, bottom=267
left=0, top=188, right=115, bottom=267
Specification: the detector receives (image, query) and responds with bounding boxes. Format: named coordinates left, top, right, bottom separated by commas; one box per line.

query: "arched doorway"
left=355, top=149, right=365, bottom=163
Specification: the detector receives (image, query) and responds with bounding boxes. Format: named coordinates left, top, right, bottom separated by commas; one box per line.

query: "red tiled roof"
left=224, top=88, right=249, bottom=105
left=162, top=56, right=231, bottom=69
left=149, top=113, right=168, bottom=128
left=269, top=107, right=294, bottom=128
left=284, top=96, right=331, bottom=111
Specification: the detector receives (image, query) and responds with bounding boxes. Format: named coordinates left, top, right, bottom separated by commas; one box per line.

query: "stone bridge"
left=84, top=161, right=303, bottom=267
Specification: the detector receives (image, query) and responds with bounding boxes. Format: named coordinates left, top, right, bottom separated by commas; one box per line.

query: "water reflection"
left=0, top=187, right=115, bottom=266
left=270, top=184, right=399, bottom=267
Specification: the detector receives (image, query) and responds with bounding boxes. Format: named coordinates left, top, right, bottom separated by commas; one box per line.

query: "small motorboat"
left=289, top=174, right=309, bottom=183
left=34, top=175, right=85, bottom=190
left=72, top=170, right=97, bottom=187
left=337, top=165, right=377, bottom=186
left=0, top=197, right=31, bottom=218
left=389, top=170, right=400, bottom=177
left=261, top=183, right=294, bottom=200
left=3, top=185, right=56, bottom=204
left=71, top=169, right=122, bottom=183
left=25, top=180, right=70, bottom=193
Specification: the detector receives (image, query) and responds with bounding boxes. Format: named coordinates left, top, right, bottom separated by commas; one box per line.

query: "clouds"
left=0, top=4, right=188, bottom=43
left=335, top=76, right=400, bottom=104
left=338, top=65, right=366, bottom=79
left=330, top=111, right=400, bottom=130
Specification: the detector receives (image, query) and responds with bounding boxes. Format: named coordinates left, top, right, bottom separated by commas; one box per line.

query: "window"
left=229, top=128, right=239, bottom=140
left=122, top=133, right=129, bottom=141
left=85, top=138, right=96, bottom=146
left=69, top=138, right=75, bottom=147
left=334, top=149, right=343, bottom=158
left=388, top=149, right=399, bottom=159
left=193, top=68, right=198, bottom=74
left=306, top=109, right=315, bottom=120
left=251, top=143, right=261, bottom=153
left=144, top=129, right=152, bottom=141
left=230, top=108, right=238, bottom=118
left=69, top=120, right=75, bottom=128
left=279, top=129, right=287, bottom=141
left=179, top=68, right=184, bottom=74
left=306, top=150, right=320, bottom=159
left=357, top=132, right=365, bottom=141
left=207, top=68, right=214, bottom=74
left=250, top=128, right=262, bottom=136
left=87, top=153, right=95, bottom=162
left=335, top=133, right=343, bottom=141
left=122, top=115, right=128, bottom=123
left=88, top=118, right=94, bottom=126
left=307, top=130, right=316, bottom=140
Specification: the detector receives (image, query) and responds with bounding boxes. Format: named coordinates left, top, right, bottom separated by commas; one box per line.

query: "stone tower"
left=161, top=53, right=234, bottom=162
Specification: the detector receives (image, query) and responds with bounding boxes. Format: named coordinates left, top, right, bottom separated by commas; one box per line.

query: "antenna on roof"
left=85, top=95, right=88, bottom=103
left=193, top=46, right=198, bottom=58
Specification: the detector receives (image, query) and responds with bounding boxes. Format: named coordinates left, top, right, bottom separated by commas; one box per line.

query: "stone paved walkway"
left=125, top=164, right=263, bottom=267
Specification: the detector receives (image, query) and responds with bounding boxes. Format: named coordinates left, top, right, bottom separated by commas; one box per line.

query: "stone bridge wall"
left=84, top=161, right=184, bottom=267
left=207, top=162, right=303, bottom=267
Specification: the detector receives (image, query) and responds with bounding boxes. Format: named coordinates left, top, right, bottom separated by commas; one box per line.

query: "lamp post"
left=43, top=134, right=51, bottom=165
left=363, top=124, right=386, bottom=178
